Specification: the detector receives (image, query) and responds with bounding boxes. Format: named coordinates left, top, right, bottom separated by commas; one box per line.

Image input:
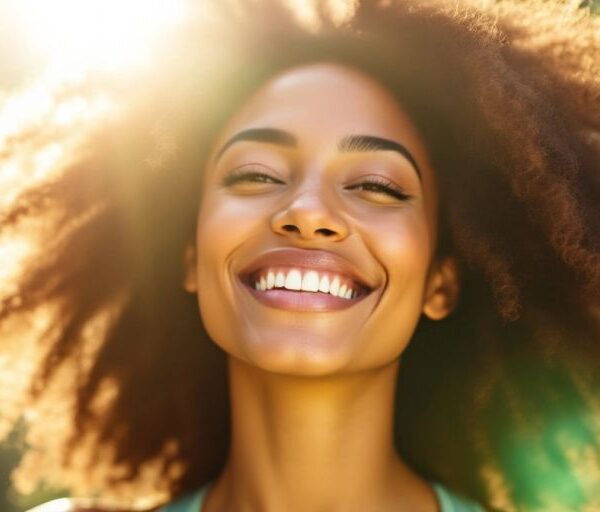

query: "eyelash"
left=346, top=177, right=412, bottom=201
left=221, top=170, right=284, bottom=187
left=221, top=169, right=412, bottom=201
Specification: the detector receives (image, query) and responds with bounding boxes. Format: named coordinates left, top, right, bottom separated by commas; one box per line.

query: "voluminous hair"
left=0, top=1, right=599, bottom=509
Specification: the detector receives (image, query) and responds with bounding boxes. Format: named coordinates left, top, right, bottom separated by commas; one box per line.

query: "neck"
left=205, top=356, right=438, bottom=512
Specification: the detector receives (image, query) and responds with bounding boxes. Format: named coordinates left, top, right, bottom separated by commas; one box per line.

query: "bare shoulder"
left=25, top=497, right=160, bottom=512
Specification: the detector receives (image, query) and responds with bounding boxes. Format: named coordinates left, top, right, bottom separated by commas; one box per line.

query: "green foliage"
left=0, top=425, right=68, bottom=512
left=580, top=0, right=600, bottom=13
left=0, top=436, right=21, bottom=512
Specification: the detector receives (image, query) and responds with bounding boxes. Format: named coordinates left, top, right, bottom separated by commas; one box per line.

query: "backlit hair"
left=0, top=1, right=598, bottom=509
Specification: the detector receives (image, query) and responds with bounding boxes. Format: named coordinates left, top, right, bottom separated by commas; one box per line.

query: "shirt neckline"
left=160, top=479, right=483, bottom=512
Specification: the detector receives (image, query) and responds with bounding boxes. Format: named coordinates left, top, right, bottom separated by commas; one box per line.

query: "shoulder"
left=25, top=497, right=160, bottom=512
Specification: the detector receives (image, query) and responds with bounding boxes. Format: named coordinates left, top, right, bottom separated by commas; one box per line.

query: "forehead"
left=216, top=63, right=427, bottom=155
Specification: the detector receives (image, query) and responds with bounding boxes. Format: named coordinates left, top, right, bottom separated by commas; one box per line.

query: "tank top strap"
left=157, top=482, right=213, bottom=512
left=431, top=481, right=486, bottom=512
left=158, top=480, right=484, bottom=512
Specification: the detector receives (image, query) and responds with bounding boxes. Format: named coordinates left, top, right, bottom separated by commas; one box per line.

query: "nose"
left=270, top=185, right=349, bottom=242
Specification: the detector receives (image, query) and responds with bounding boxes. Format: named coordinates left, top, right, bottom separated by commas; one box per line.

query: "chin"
left=232, top=325, right=360, bottom=377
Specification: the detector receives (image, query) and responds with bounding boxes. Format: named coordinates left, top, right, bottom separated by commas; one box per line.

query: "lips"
left=238, top=247, right=376, bottom=294
left=236, top=248, right=378, bottom=313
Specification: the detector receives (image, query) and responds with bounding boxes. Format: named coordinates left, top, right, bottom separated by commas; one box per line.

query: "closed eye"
left=346, top=179, right=412, bottom=201
left=221, top=169, right=412, bottom=202
left=221, top=168, right=285, bottom=187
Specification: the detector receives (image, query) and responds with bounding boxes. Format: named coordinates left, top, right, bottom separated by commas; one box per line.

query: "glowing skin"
left=183, top=63, right=460, bottom=512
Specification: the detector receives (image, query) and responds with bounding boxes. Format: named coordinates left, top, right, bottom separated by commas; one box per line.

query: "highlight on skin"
left=0, top=1, right=598, bottom=510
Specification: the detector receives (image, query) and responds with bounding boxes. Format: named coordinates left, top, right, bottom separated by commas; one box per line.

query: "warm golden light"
left=8, top=0, right=187, bottom=75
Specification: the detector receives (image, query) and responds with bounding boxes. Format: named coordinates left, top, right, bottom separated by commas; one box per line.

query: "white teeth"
left=267, top=271, right=275, bottom=290
left=329, top=276, right=340, bottom=296
left=318, top=274, right=330, bottom=293
left=284, top=269, right=302, bottom=290
left=275, top=271, right=285, bottom=287
left=301, top=271, right=320, bottom=292
left=252, top=268, right=361, bottom=300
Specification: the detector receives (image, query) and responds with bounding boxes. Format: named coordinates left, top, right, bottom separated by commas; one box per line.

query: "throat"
left=217, top=357, right=406, bottom=512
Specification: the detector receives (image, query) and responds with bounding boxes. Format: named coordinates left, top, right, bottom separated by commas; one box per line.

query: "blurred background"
left=0, top=2, right=194, bottom=509
left=0, top=0, right=599, bottom=511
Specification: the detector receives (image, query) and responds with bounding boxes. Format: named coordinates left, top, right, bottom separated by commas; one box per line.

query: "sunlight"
left=0, top=235, right=33, bottom=292
left=0, top=81, right=118, bottom=211
left=284, top=0, right=357, bottom=28
left=9, top=0, right=187, bottom=75
left=26, top=498, right=71, bottom=512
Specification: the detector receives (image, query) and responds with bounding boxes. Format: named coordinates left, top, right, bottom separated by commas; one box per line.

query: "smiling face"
left=183, top=62, right=459, bottom=375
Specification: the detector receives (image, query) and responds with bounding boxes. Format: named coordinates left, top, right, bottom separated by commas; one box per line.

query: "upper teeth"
left=253, top=268, right=361, bottom=300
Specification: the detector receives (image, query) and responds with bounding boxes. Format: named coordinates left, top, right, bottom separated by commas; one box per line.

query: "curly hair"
left=0, top=0, right=599, bottom=510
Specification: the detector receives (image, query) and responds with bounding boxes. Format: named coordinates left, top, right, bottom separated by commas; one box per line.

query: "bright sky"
left=0, top=0, right=356, bottom=90
left=0, top=0, right=189, bottom=86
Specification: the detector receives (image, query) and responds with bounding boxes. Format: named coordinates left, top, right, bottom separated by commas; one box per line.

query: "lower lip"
left=241, top=280, right=370, bottom=312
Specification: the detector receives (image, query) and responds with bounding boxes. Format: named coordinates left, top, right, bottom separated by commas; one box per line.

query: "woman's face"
left=184, top=62, right=458, bottom=375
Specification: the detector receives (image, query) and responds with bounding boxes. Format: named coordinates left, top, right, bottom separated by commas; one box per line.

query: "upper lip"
left=238, top=247, right=376, bottom=292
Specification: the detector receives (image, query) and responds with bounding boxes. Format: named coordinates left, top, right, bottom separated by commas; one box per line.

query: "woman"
left=2, top=1, right=599, bottom=511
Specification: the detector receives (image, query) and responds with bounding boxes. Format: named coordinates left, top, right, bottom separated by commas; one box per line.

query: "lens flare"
left=9, top=0, right=187, bottom=75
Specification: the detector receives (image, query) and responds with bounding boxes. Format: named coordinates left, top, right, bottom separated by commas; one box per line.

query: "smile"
left=237, top=247, right=376, bottom=312
left=239, top=266, right=373, bottom=312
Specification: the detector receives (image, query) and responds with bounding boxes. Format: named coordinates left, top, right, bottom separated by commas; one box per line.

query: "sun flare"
left=8, top=0, right=188, bottom=75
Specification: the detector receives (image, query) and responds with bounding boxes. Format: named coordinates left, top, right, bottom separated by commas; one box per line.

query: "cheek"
left=196, top=185, right=284, bottom=283
left=358, top=203, right=432, bottom=294
left=378, top=210, right=432, bottom=291
left=356, top=208, right=433, bottom=364
left=193, top=194, right=263, bottom=352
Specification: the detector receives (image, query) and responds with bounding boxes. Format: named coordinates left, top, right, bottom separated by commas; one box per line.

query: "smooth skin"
left=183, top=62, right=460, bottom=512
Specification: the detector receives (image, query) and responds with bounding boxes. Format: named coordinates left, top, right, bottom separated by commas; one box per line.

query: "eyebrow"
left=337, top=134, right=421, bottom=181
left=214, top=127, right=422, bottom=181
left=215, top=128, right=296, bottom=160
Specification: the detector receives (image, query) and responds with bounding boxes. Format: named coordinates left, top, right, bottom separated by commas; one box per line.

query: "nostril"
left=279, top=225, right=338, bottom=238
left=317, top=228, right=336, bottom=236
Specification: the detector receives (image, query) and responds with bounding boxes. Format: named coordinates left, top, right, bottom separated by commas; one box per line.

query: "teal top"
left=158, top=480, right=485, bottom=512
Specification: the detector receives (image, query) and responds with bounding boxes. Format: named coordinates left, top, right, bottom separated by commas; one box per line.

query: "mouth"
left=238, top=267, right=374, bottom=312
